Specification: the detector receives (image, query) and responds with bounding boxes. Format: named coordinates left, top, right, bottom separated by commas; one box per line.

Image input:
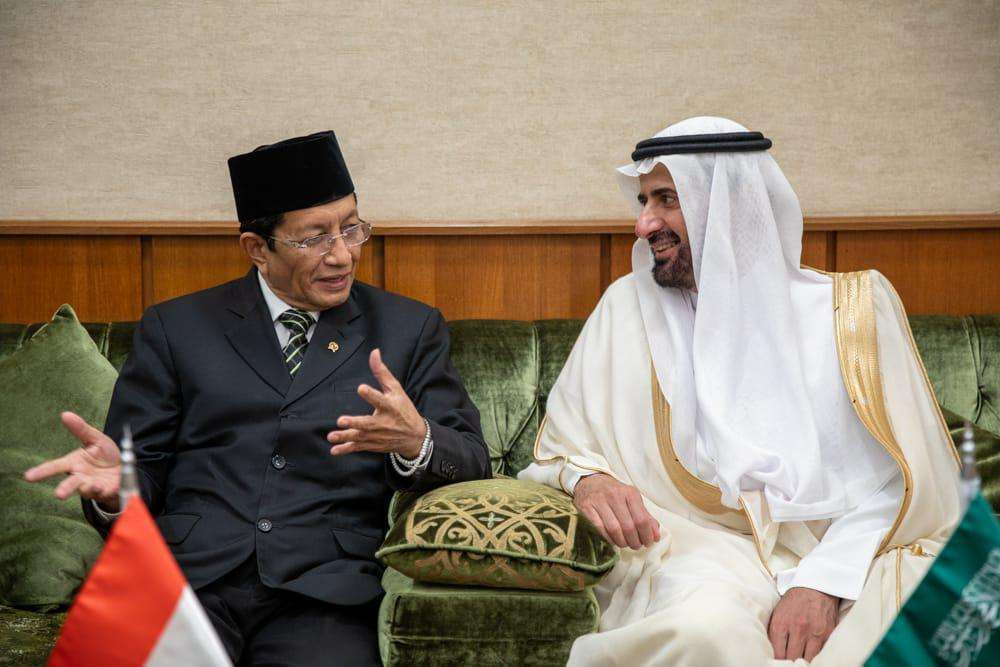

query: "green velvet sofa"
left=2, top=314, right=999, bottom=665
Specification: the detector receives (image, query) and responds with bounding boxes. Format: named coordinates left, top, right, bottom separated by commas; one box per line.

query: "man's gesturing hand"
left=768, top=587, right=840, bottom=661
left=23, top=411, right=122, bottom=511
left=573, top=473, right=661, bottom=549
left=327, top=349, right=427, bottom=459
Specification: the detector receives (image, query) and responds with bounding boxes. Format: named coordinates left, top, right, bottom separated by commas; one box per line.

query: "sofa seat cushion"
left=378, top=567, right=599, bottom=666
left=377, top=478, right=617, bottom=592
left=0, top=305, right=116, bottom=608
left=0, top=605, right=63, bottom=665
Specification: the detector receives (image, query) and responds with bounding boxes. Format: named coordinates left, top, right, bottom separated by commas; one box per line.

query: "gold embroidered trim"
left=881, top=279, right=962, bottom=469
left=736, top=497, right=772, bottom=578
left=530, top=414, right=572, bottom=494
left=532, top=413, right=551, bottom=462
left=894, top=547, right=903, bottom=611
left=650, top=367, right=773, bottom=575
left=832, top=271, right=913, bottom=555
left=650, top=369, right=730, bottom=515
left=884, top=543, right=934, bottom=612
left=389, top=479, right=617, bottom=591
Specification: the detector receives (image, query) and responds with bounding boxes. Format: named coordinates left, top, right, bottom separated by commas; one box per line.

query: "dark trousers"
left=197, top=556, right=381, bottom=666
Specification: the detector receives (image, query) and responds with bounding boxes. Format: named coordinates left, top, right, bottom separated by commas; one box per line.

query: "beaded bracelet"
left=390, top=418, right=433, bottom=477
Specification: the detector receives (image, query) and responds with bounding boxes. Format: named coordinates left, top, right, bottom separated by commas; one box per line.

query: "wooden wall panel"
left=384, top=236, right=603, bottom=320
left=801, top=231, right=832, bottom=271
left=0, top=236, right=142, bottom=322
left=610, top=235, right=635, bottom=283
left=150, top=237, right=250, bottom=305
left=837, top=229, right=1000, bottom=315
left=1, top=221, right=998, bottom=324
left=150, top=236, right=379, bottom=305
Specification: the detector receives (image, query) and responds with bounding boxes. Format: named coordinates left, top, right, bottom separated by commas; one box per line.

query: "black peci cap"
left=227, top=130, right=355, bottom=222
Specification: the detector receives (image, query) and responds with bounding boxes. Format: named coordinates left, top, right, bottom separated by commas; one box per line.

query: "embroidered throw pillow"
left=376, top=478, right=617, bottom=592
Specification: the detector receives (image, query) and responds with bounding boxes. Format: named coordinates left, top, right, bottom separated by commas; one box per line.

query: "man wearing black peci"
left=25, top=131, right=491, bottom=664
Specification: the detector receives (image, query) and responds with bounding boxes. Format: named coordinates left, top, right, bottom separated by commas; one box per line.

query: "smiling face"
left=240, top=195, right=362, bottom=311
left=636, top=164, right=696, bottom=291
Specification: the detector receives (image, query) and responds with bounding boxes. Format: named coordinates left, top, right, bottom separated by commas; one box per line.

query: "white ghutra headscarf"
left=618, top=116, right=897, bottom=522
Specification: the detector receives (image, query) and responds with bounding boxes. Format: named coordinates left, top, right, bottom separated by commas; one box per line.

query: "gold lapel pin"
left=327, top=340, right=340, bottom=353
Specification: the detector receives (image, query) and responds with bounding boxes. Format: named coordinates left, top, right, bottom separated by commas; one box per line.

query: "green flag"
left=866, top=494, right=1000, bottom=666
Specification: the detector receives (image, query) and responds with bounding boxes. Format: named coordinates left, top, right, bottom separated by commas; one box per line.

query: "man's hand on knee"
left=767, top=587, right=840, bottom=661
left=573, top=473, right=661, bottom=549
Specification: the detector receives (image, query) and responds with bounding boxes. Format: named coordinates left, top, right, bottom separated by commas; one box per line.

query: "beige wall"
left=1, top=0, right=997, bottom=221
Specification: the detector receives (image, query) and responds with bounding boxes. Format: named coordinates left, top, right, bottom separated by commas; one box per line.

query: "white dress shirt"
left=257, top=271, right=319, bottom=346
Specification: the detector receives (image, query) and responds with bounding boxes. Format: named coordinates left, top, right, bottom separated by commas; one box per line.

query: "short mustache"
left=648, top=230, right=681, bottom=247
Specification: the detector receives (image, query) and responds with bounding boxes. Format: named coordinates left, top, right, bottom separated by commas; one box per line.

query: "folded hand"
left=768, top=586, right=840, bottom=661
left=574, top=473, right=661, bottom=549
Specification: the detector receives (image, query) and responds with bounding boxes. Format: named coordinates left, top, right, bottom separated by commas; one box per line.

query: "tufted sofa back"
left=1, top=315, right=998, bottom=477
left=906, top=316, right=1000, bottom=436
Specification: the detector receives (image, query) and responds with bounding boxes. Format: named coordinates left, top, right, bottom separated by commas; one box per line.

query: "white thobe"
left=520, top=270, right=961, bottom=665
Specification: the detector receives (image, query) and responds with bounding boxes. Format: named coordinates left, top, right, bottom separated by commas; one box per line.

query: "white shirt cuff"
left=775, top=473, right=903, bottom=601
left=562, top=465, right=599, bottom=496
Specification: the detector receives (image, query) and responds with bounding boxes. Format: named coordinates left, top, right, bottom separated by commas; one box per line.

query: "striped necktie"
left=277, top=308, right=314, bottom=376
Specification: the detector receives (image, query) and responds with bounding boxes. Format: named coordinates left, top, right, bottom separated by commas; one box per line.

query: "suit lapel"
left=224, top=270, right=292, bottom=396
left=282, top=293, right=366, bottom=408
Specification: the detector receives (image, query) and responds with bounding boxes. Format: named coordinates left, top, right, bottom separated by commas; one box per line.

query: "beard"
left=649, top=231, right=696, bottom=290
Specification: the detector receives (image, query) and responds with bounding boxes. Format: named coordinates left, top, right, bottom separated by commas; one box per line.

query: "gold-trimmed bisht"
left=650, top=367, right=774, bottom=576
left=833, top=270, right=914, bottom=555
left=533, top=269, right=945, bottom=577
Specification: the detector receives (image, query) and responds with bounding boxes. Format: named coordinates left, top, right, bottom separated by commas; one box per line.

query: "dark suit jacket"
left=83, top=269, right=490, bottom=605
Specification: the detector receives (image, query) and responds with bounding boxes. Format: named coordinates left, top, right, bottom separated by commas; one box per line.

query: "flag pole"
left=119, top=423, right=139, bottom=510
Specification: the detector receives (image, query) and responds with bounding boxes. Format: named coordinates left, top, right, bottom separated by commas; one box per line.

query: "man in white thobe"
left=519, top=116, right=962, bottom=665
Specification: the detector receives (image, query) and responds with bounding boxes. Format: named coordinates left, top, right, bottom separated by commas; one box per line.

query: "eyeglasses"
left=269, top=221, right=373, bottom=256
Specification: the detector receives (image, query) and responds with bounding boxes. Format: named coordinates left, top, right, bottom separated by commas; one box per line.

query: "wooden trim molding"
left=1, top=214, right=998, bottom=236
left=802, top=214, right=1000, bottom=232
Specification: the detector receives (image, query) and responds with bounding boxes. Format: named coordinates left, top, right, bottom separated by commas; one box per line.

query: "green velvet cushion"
left=378, top=567, right=599, bottom=666
left=0, top=305, right=116, bottom=609
left=377, top=478, right=617, bottom=592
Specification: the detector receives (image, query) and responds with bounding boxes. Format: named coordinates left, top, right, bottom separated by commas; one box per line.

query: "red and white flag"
left=48, top=498, right=230, bottom=666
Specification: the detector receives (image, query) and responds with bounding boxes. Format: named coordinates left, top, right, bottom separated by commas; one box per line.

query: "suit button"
left=271, top=454, right=286, bottom=470
left=257, top=518, right=273, bottom=533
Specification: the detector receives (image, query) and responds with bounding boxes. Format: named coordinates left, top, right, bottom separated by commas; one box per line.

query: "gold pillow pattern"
left=376, top=478, right=617, bottom=592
